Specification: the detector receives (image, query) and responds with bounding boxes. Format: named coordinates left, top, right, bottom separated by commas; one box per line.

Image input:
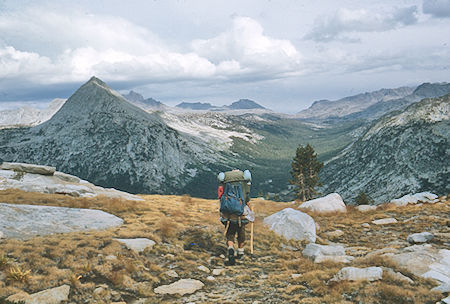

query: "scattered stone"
left=105, top=255, right=117, bottom=261
left=331, top=267, right=382, bottom=282
left=299, top=193, right=347, bottom=213
left=219, top=254, right=225, bottom=259
left=1, top=162, right=56, bottom=175
left=390, top=192, right=438, bottom=206
left=114, top=238, right=155, bottom=253
left=165, top=270, right=179, bottom=278
left=302, top=243, right=354, bottom=264
left=206, top=276, right=215, bottom=281
left=324, top=229, right=344, bottom=239
left=291, top=274, right=302, bottom=279
left=0, top=203, right=123, bottom=240
left=197, top=265, right=210, bottom=273
left=263, top=208, right=316, bottom=243
left=154, top=279, right=204, bottom=295
left=361, top=223, right=370, bottom=228
left=356, top=205, right=377, bottom=212
left=407, top=232, right=434, bottom=244
left=212, top=268, right=226, bottom=276
left=7, top=284, right=70, bottom=304
left=372, top=218, right=398, bottom=225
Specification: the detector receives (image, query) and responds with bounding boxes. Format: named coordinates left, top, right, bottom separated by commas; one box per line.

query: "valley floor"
left=0, top=190, right=448, bottom=303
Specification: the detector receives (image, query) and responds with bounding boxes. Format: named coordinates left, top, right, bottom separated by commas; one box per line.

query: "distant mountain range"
left=175, top=98, right=266, bottom=111
left=320, top=94, right=450, bottom=203
left=296, top=82, right=450, bottom=121
left=122, top=90, right=167, bottom=111
left=0, top=98, right=65, bottom=129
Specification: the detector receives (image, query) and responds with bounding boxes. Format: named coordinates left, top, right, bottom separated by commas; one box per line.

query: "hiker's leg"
left=236, top=224, right=246, bottom=259
left=226, top=223, right=238, bottom=265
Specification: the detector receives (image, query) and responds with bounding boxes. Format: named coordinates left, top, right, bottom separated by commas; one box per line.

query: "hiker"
left=217, top=169, right=254, bottom=265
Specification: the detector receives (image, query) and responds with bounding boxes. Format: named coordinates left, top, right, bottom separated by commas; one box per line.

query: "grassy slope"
left=0, top=189, right=448, bottom=303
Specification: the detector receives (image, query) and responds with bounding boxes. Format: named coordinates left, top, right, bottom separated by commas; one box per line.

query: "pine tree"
left=290, top=144, right=323, bottom=201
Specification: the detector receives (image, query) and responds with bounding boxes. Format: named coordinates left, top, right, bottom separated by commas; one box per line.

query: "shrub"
left=355, top=192, right=374, bottom=205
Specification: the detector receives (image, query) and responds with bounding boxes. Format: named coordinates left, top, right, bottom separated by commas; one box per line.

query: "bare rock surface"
left=0, top=162, right=142, bottom=201
left=0, top=203, right=123, bottom=239
left=299, top=193, right=347, bottom=213
left=0, top=162, right=56, bottom=175
left=390, top=192, right=439, bottom=206
left=264, top=208, right=316, bottom=243
left=372, top=218, right=398, bottom=225
left=407, top=232, right=434, bottom=244
left=302, top=243, right=354, bottom=263
left=6, top=284, right=70, bottom=304
left=356, top=205, right=377, bottom=212
left=331, top=267, right=383, bottom=282
left=114, top=238, right=156, bottom=253
left=154, top=279, right=204, bottom=295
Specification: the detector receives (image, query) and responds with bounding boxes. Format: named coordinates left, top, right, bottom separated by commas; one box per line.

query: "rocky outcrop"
left=390, top=192, right=439, bottom=206
left=372, top=218, right=398, bottom=225
left=0, top=162, right=142, bottom=200
left=154, top=279, right=204, bottom=295
left=0, top=162, right=56, bottom=175
left=263, top=208, right=316, bottom=243
left=299, top=193, right=346, bottom=213
left=0, top=203, right=123, bottom=239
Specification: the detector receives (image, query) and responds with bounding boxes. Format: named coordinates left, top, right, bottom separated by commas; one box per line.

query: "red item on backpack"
left=218, top=185, right=224, bottom=199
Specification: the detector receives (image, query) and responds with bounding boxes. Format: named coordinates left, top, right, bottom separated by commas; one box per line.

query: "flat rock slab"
left=372, top=218, right=398, bottom=225
left=154, top=279, right=204, bottom=295
left=1, top=162, right=56, bottom=175
left=407, top=232, right=434, bottom=244
left=332, top=267, right=382, bottom=282
left=0, top=203, right=123, bottom=239
left=390, top=192, right=438, bottom=206
left=264, top=208, right=316, bottom=243
left=302, top=243, right=354, bottom=264
left=114, top=238, right=156, bottom=253
left=7, top=284, right=70, bottom=304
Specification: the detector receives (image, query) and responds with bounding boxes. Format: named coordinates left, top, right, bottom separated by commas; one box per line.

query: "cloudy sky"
left=1, top=0, right=449, bottom=112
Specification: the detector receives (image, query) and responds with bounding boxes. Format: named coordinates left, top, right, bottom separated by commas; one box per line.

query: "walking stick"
left=250, top=205, right=254, bottom=255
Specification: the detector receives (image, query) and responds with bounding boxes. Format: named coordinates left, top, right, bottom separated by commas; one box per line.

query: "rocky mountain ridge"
left=320, top=94, right=450, bottom=203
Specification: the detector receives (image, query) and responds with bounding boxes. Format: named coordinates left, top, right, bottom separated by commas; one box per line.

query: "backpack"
left=220, top=182, right=245, bottom=216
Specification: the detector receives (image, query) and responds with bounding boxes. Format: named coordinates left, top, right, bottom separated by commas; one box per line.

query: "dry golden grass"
left=0, top=189, right=448, bottom=303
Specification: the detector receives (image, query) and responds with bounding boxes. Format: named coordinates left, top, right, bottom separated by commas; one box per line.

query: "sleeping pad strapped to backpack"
left=220, top=182, right=245, bottom=216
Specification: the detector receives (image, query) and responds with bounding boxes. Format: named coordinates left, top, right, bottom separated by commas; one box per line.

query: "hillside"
left=0, top=77, right=223, bottom=196
left=0, top=189, right=448, bottom=303
left=320, top=94, right=450, bottom=203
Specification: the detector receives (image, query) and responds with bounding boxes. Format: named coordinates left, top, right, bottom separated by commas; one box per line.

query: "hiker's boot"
left=237, top=248, right=245, bottom=261
left=227, top=247, right=235, bottom=266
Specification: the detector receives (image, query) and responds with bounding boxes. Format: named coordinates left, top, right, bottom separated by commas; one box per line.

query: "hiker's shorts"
left=225, top=222, right=246, bottom=244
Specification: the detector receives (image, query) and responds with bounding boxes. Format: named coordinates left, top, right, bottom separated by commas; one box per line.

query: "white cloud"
left=191, top=16, right=302, bottom=76
left=305, top=6, right=418, bottom=42
left=423, top=0, right=450, bottom=18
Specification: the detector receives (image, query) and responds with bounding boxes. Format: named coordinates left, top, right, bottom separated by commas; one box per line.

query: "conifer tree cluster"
left=290, top=144, right=323, bottom=201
